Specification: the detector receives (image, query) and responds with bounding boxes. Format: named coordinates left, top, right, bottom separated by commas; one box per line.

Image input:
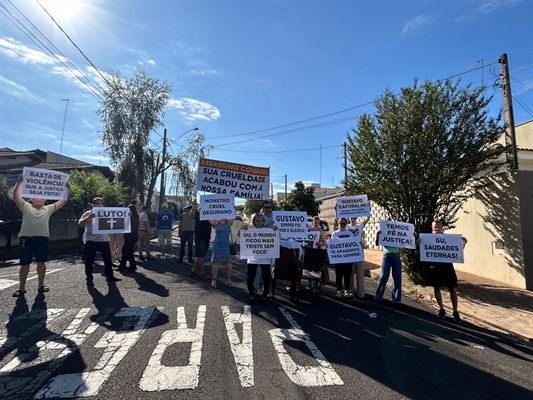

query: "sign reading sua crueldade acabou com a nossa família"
left=272, top=211, right=308, bottom=239
left=378, top=220, right=416, bottom=249
left=91, top=207, right=132, bottom=234
left=199, top=194, right=235, bottom=221
left=326, top=236, right=364, bottom=264
left=240, top=228, right=280, bottom=259
left=196, top=158, right=269, bottom=200
left=335, top=194, right=370, bottom=218
left=20, top=167, right=69, bottom=200
left=419, top=233, right=464, bottom=263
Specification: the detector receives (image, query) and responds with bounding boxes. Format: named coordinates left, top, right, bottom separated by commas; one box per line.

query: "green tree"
left=96, top=67, right=171, bottom=203
left=345, top=78, right=505, bottom=284
left=281, top=181, right=322, bottom=216
left=66, top=170, right=129, bottom=214
left=0, top=176, right=19, bottom=221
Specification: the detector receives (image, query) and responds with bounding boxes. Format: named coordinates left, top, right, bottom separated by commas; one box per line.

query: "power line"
left=215, top=144, right=341, bottom=154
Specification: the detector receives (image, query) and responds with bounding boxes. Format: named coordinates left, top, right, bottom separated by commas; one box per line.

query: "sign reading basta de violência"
left=240, top=228, right=280, bottom=259
left=419, top=233, right=464, bottom=263
left=336, top=194, right=370, bottom=218
left=199, top=194, right=235, bottom=221
left=196, top=158, right=269, bottom=200
left=326, top=236, right=364, bottom=264
left=378, top=220, right=416, bottom=249
left=92, top=207, right=132, bottom=234
left=20, top=167, right=69, bottom=200
left=272, top=211, right=308, bottom=238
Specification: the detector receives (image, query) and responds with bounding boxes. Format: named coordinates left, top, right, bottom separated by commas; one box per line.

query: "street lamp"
left=159, top=127, right=199, bottom=210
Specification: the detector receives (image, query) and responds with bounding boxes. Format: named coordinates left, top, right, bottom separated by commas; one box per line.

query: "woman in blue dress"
left=209, top=218, right=235, bottom=288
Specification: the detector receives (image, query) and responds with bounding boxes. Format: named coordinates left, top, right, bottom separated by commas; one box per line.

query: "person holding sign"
left=78, top=197, right=122, bottom=286
left=209, top=216, right=236, bottom=288
left=10, top=175, right=70, bottom=297
left=239, top=213, right=279, bottom=305
left=374, top=230, right=402, bottom=303
left=331, top=218, right=357, bottom=298
left=347, top=215, right=370, bottom=298
left=416, top=220, right=467, bottom=323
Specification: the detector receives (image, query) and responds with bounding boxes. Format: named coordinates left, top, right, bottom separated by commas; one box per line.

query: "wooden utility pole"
left=499, top=53, right=519, bottom=170
left=343, top=142, right=348, bottom=189
left=159, top=128, right=167, bottom=211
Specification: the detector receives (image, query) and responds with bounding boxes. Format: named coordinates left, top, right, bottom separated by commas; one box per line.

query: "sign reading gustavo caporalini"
left=326, top=236, right=364, bottom=264
left=240, top=228, right=280, bottom=259
left=199, top=194, right=235, bottom=221
left=21, top=167, right=69, bottom=200
left=419, top=233, right=464, bottom=263
left=196, top=158, right=269, bottom=200
left=92, top=207, right=131, bottom=234
left=272, top=211, right=308, bottom=238
left=336, top=194, right=370, bottom=218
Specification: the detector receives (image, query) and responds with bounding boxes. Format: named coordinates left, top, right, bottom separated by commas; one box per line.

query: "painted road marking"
left=269, top=307, right=344, bottom=387
left=222, top=305, right=253, bottom=387
left=0, top=268, right=65, bottom=291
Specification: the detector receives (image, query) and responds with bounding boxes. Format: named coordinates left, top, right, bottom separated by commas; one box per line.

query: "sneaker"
left=106, top=276, right=121, bottom=282
left=344, top=290, right=354, bottom=298
left=86, top=279, right=94, bottom=287
left=438, top=308, right=446, bottom=319
left=167, top=254, right=176, bottom=258
left=249, top=297, right=256, bottom=305
left=335, top=291, right=342, bottom=298
left=452, top=311, right=461, bottom=323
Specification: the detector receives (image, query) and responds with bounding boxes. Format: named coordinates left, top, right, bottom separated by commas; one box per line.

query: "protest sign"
left=196, top=158, right=269, bottom=200
left=336, top=194, right=370, bottom=218
left=20, top=167, right=69, bottom=200
left=292, top=231, right=320, bottom=248
left=419, top=233, right=464, bottom=263
left=326, top=236, right=364, bottom=264
left=92, top=207, right=131, bottom=234
left=240, top=228, right=280, bottom=259
left=378, top=221, right=416, bottom=249
left=272, top=211, right=308, bottom=238
left=199, top=194, right=235, bottom=220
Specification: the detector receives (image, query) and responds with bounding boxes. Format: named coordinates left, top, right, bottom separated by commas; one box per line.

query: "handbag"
left=229, top=229, right=238, bottom=256
left=321, top=265, right=330, bottom=285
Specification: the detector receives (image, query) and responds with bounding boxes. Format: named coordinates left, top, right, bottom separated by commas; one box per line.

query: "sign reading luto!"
left=196, top=158, right=270, bottom=200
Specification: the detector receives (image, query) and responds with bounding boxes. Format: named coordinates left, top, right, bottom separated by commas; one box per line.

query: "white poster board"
left=292, top=231, right=320, bottom=248
left=240, top=228, right=280, bottom=259
left=196, top=158, right=270, bottom=200
left=21, top=167, right=69, bottom=200
left=336, top=194, right=370, bottom=218
left=92, top=207, right=131, bottom=234
left=199, top=194, right=235, bottom=220
left=419, top=233, right=464, bottom=264
left=378, top=221, right=416, bottom=249
left=326, top=236, right=364, bottom=264
left=272, top=211, right=308, bottom=238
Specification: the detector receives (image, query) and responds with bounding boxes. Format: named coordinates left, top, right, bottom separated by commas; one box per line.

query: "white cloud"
left=167, top=97, right=221, bottom=122
left=477, top=0, right=524, bottom=14
left=0, top=76, right=40, bottom=102
left=401, top=15, right=434, bottom=37
left=0, top=38, right=54, bottom=64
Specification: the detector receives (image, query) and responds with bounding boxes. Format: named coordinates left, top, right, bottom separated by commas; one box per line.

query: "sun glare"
left=38, top=0, right=84, bottom=20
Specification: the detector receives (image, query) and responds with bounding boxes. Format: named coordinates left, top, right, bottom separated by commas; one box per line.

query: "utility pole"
left=59, top=99, right=69, bottom=154
left=284, top=174, right=287, bottom=201
left=159, top=128, right=167, bottom=211
left=343, top=142, right=348, bottom=189
left=499, top=53, right=518, bottom=170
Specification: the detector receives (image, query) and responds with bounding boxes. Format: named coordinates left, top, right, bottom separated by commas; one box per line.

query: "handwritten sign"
left=20, top=167, right=69, bottom=200
left=92, top=207, right=131, bottom=234
left=378, top=221, right=415, bottom=249
left=272, top=211, right=308, bottom=238
left=336, top=194, right=370, bottom=218
left=419, top=233, right=464, bottom=263
left=199, top=194, right=235, bottom=220
left=326, top=236, right=364, bottom=264
left=240, top=228, right=280, bottom=259
left=196, top=158, right=269, bottom=200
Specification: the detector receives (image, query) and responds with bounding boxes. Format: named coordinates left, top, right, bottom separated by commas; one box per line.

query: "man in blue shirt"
left=155, top=203, right=175, bottom=258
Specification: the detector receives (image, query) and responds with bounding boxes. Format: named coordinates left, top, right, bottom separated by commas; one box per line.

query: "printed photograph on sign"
left=199, top=194, right=235, bottom=220
left=240, top=228, right=280, bottom=259
left=196, top=158, right=270, bottom=200
left=92, top=207, right=132, bottom=234
left=292, top=231, right=320, bottom=248
left=378, top=220, right=416, bottom=249
left=20, top=167, right=69, bottom=200
left=419, top=233, right=464, bottom=263
left=326, top=236, right=364, bottom=264
left=272, top=211, right=308, bottom=238
left=336, top=194, right=370, bottom=218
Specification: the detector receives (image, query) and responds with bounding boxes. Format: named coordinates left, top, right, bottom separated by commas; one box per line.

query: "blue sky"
left=1, top=0, right=532, bottom=200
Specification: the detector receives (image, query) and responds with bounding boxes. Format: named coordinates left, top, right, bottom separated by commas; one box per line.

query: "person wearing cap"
left=177, top=205, right=195, bottom=263
left=156, top=203, right=175, bottom=258
left=138, top=205, right=154, bottom=260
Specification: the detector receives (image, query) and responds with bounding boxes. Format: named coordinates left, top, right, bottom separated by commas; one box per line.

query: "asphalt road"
left=1, top=251, right=533, bottom=400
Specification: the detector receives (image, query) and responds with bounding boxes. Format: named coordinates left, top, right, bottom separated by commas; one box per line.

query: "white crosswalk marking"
left=0, top=268, right=65, bottom=291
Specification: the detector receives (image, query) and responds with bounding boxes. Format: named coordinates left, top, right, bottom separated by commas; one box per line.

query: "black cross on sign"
left=99, top=217, right=125, bottom=230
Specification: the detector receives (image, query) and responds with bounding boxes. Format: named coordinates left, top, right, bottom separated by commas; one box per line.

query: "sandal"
left=199, top=272, right=210, bottom=280
left=211, top=281, right=217, bottom=289
left=12, top=290, right=26, bottom=297
left=227, top=280, right=233, bottom=288
left=38, top=286, right=50, bottom=293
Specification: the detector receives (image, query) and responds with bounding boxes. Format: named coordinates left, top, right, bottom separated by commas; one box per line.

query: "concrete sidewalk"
left=364, top=249, right=533, bottom=342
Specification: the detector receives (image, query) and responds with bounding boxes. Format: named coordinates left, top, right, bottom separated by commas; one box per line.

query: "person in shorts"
left=10, top=174, right=70, bottom=297
left=156, top=203, right=175, bottom=258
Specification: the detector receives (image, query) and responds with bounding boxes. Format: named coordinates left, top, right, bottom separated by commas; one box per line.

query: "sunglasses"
left=263, top=206, right=272, bottom=209
left=339, top=222, right=347, bottom=225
